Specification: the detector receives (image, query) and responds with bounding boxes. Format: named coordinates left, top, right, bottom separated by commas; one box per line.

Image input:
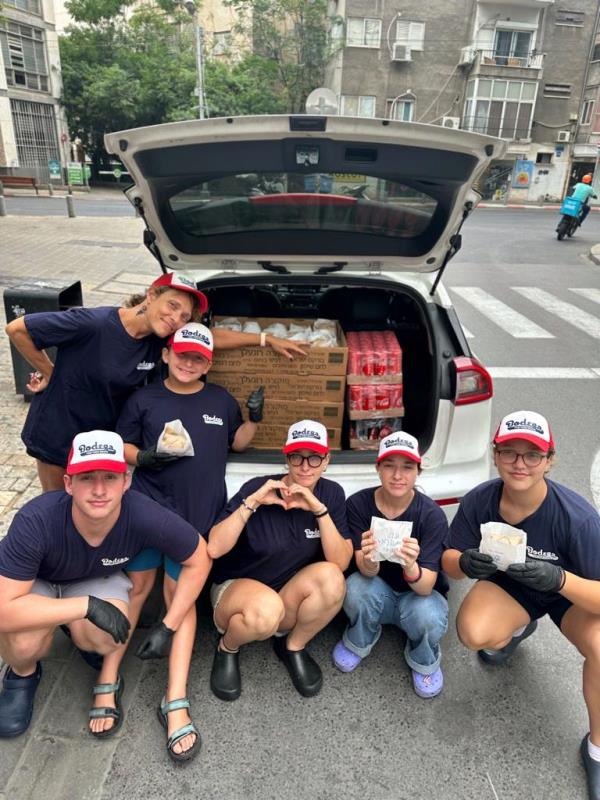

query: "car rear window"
left=168, top=172, right=438, bottom=240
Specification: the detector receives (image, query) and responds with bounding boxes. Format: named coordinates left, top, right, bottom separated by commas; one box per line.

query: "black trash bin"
left=4, top=279, right=83, bottom=398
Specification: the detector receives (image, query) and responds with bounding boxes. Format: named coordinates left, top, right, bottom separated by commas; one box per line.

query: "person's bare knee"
left=313, top=563, right=345, bottom=606
left=243, top=595, right=285, bottom=640
left=0, top=629, right=54, bottom=666
left=69, top=598, right=129, bottom=654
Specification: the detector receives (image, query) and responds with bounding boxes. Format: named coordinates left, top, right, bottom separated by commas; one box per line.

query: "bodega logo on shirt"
left=527, top=546, right=559, bottom=561
left=203, top=414, right=223, bottom=426
left=136, top=361, right=155, bottom=371
left=305, top=528, right=321, bottom=539
left=101, top=557, right=130, bottom=567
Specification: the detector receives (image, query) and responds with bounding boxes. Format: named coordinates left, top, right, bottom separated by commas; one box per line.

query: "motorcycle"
left=556, top=196, right=584, bottom=240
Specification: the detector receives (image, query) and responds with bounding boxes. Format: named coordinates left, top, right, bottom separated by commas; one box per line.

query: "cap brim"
left=493, top=433, right=552, bottom=452
left=67, top=460, right=127, bottom=475
left=283, top=441, right=329, bottom=455
left=376, top=448, right=421, bottom=464
left=171, top=341, right=212, bottom=361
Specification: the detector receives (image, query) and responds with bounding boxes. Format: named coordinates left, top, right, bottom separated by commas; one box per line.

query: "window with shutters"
left=395, top=20, right=425, bottom=51
left=3, top=0, right=41, bottom=14
left=581, top=99, right=594, bottom=125
left=0, top=22, right=48, bottom=92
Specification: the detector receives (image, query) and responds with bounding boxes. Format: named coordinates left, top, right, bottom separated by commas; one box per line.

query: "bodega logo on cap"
left=67, top=430, right=127, bottom=475
left=376, top=431, right=421, bottom=464
left=494, top=410, right=553, bottom=453
left=170, top=322, right=213, bottom=361
left=283, top=419, right=329, bottom=455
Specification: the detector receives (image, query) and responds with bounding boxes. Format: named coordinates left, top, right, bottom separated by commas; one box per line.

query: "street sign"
left=68, top=161, right=84, bottom=185
left=48, top=159, right=61, bottom=181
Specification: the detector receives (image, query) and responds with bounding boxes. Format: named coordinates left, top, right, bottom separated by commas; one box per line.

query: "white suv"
left=105, top=115, right=506, bottom=517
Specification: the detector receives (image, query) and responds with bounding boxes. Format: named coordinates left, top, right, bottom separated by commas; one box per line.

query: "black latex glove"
left=86, top=596, right=130, bottom=644
left=136, top=621, right=175, bottom=659
left=136, top=445, right=180, bottom=472
left=459, top=549, right=498, bottom=580
left=506, top=559, right=565, bottom=593
left=246, top=385, right=265, bottom=423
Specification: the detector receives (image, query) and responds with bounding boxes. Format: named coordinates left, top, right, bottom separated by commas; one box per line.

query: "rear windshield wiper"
left=258, top=261, right=291, bottom=275
left=315, top=262, right=347, bottom=275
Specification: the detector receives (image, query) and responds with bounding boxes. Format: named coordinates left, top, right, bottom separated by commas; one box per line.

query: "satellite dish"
left=305, top=87, right=338, bottom=116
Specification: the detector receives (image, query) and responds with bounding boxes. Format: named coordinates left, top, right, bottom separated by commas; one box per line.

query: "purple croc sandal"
left=332, top=641, right=362, bottom=673
left=412, top=667, right=444, bottom=699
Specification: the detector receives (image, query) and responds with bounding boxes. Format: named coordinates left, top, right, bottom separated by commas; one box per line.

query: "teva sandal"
left=88, top=674, right=124, bottom=738
left=157, top=697, right=201, bottom=763
left=412, top=667, right=444, bottom=699
left=332, top=641, right=363, bottom=673
left=478, top=619, right=538, bottom=665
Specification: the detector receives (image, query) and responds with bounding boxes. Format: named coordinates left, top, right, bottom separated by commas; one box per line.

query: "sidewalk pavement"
left=0, top=214, right=592, bottom=800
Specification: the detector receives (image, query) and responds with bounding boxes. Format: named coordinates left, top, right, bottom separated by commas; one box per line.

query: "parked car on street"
left=105, top=115, right=507, bottom=518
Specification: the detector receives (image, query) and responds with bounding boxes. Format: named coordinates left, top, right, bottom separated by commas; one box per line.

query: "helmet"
left=582, top=174, right=593, bottom=184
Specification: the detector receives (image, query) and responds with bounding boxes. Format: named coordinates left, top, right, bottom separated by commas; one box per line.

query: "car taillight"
left=453, top=356, right=493, bottom=405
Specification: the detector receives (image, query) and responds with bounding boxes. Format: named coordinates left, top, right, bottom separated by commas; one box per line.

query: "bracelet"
left=240, top=498, right=257, bottom=514
left=260, top=332, right=267, bottom=347
left=314, top=506, right=329, bottom=518
left=403, top=564, right=422, bottom=583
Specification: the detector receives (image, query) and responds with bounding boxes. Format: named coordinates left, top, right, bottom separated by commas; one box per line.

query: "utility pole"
left=182, top=0, right=208, bottom=120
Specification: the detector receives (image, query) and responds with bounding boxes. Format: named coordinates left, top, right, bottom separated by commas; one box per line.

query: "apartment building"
left=327, top=0, right=600, bottom=202
left=0, top=0, right=70, bottom=182
left=574, top=12, right=600, bottom=195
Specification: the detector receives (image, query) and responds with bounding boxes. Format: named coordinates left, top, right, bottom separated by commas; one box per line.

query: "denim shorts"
left=126, top=548, right=182, bottom=581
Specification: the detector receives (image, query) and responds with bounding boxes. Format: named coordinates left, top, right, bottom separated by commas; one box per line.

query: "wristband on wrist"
left=403, top=564, right=422, bottom=583
left=241, top=498, right=257, bottom=513
left=314, top=506, right=329, bottom=518
left=260, top=332, right=267, bottom=347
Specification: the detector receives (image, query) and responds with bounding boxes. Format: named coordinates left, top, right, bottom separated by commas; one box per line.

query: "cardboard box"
left=249, top=424, right=341, bottom=451
left=348, top=407, right=404, bottom=421
left=208, top=371, right=346, bottom=403
left=238, top=399, right=344, bottom=427
left=211, top=317, right=348, bottom=376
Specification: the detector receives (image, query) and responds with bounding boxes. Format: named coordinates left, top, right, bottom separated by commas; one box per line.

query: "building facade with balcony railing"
left=0, top=0, right=70, bottom=183
left=326, top=0, right=600, bottom=203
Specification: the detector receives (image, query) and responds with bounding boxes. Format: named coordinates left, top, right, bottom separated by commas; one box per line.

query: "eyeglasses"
left=495, top=448, right=548, bottom=467
left=287, top=453, right=326, bottom=468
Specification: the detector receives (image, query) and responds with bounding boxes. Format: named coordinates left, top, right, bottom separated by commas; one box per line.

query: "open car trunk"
left=199, top=273, right=467, bottom=461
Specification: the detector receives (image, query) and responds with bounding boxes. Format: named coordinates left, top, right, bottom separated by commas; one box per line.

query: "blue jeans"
left=342, top=572, right=448, bottom=675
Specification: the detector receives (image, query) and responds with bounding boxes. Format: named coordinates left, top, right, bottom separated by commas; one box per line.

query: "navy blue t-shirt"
left=117, top=381, right=242, bottom=535
left=0, top=490, right=200, bottom=583
left=347, top=487, right=448, bottom=595
left=212, top=475, right=351, bottom=590
left=21, top=307, right=164, bottom=465
left=447, top=478, right=600, bottom=584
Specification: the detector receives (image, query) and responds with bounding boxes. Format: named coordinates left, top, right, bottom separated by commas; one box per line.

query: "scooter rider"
left=570, top=174, right=597, bottom=225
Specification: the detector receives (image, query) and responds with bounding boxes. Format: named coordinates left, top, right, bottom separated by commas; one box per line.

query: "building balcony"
left=462, top=48, right=544, bottom=76
left=477, top=0, right=553, bottom=7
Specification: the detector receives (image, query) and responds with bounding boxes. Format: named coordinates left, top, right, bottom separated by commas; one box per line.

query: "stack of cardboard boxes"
left=208, top=317, right=348, bottom=450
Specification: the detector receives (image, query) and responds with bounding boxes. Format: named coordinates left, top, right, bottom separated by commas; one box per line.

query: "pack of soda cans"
left=346, top=331, right=404, bottom=449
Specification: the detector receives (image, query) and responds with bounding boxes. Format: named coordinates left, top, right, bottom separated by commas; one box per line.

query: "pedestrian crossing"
left=450, top=286, right=600, bottom=341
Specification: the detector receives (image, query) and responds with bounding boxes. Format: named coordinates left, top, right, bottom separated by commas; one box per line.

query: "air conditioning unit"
left=391, top=43, right=412, bottom=62
left=556, top=130, right=571, bottom=143
left=442, top=116, right=460, bottom=130
left=459, top=46, right=475, bottom=66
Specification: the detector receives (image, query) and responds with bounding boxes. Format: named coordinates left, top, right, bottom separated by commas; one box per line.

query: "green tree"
left=225, top=0, right=339, bottom=113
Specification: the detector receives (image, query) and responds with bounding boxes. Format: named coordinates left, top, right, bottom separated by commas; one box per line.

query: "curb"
left=590, top=246, right=600, bottom=266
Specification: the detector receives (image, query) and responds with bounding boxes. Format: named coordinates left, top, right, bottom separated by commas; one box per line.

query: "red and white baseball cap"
left=493, top=410, right=553, bottom=452
left=283, top=420, right=329, bottom=455
left=376, top=431, right=421, bottom=464
left=67, top=430, right=127, bottom=475
left=169, top=322, right=213, bottom=361
left=151, top=272, right=208, bottom=314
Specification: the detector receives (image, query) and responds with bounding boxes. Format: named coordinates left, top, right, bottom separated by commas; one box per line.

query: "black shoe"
left=478, top=620, right=538, bottom=665
left=0, top=662, right=42, bottom=738
left=60, top=624, right=103, bottom=671
left=273, top=635, right=323, bottom=697
left=581, top=734, right=600, bottom=800
left=210, top=645, right=241, bottom=701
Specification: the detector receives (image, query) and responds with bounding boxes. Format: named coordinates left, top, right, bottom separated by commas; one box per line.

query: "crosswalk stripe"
left=450, top=287, right=554, bottom=338
left=514, top=287, right=600, bottom=339
left=569, top=288, right=600, bottom=306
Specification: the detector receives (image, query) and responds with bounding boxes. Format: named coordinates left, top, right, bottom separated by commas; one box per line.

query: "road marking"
left=451, top=287, right=554, bottom=338
left=514, top=287, right=600, bottom=339
left=569, top=288, right=600, bottom=306
left=490, top=367, right=600, bottom=378
left=461, top=325, right=474, bottom=339
left=592, top=449, right=600, bottom=512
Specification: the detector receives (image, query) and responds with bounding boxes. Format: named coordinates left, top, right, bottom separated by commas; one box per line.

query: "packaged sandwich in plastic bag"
left=213, top=317, right=242, bottom=332
left=479, top=522, right=527, bottom=571
left=242, top=320, right=261, bottom=334
left=369, top=517, right=413, bottom=566
left=156, top=419, right=195, bottom=457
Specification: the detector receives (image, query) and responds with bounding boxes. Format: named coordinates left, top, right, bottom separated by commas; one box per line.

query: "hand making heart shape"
left=248, top=479, right=322, bottom=514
